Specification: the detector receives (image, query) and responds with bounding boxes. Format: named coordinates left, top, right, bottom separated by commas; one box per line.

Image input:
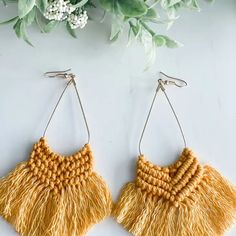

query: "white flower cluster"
left=44, top=0, right=75, bottom=21
left=44, top=0, right=88, bottom=29
left=67, top=11, right=88, bottom=29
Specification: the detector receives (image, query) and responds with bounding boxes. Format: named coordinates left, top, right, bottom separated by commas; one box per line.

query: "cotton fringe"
left=0, top=138, right=112, bottom=236
left=113, top=151, right=236, bottom=236
left=0, top=163, right=112, bottom=236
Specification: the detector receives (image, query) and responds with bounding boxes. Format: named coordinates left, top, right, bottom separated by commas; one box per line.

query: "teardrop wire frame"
left=43, top=69, right=90, bottom=144
left=138, top=72, right=187, bottom=155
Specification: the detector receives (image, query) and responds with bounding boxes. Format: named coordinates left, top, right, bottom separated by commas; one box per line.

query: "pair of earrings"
left=0, top=70, right=235, bottom=236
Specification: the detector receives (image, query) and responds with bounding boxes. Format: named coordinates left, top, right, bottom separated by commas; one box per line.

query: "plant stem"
left=140, top=20, right=155, bottom=36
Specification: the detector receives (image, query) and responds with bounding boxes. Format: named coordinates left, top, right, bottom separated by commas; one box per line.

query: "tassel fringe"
left=0, top=138, right=112, bottom=236
left=0, top=162, right=112, bottom=236
left=113, top=149, right=236, bottom=236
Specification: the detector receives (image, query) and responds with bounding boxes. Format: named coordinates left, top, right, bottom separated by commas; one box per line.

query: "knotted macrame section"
left=113, top=148, right=236, bottom=236
left=0, top=137, right=112, bottom=236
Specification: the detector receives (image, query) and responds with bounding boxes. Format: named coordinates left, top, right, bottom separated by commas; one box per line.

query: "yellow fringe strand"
left=0, top=138, right=112, bottom=236
left=113, top=148, right=236, bottom=236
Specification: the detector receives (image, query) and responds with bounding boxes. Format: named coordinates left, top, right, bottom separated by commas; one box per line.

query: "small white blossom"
left=44, top=0, right=76, bottom=21
left=68, top=11, right=88, bottom=29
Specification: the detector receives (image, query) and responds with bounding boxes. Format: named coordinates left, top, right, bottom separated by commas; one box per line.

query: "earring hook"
left=44, top=69, right=76, bottom=84
left=159, top=72, right=187, bottom=89
left=44, top=69, right=71, bottom=78
left=42, top=69, right=90, bottom=143
left=138, top=72, right=188, bottom=155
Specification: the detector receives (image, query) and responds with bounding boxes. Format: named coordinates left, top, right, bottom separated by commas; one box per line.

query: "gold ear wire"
left=44, top=69, right=76, bottom=85
left=44, top=69, right=71, bottom=78
left=138, top=72, right=187, bottom=155
left=159, top=71, right=187, bottom=88
left=43, top=69, right=90, bottom=143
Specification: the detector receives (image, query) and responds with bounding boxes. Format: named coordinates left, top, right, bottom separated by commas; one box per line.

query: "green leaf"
left=160, top=35, right=182, bottom=48
left=117, top=0, right=148, bottom=17
left=74, top=0, right=89, bottom=8
left=23, top=7, right=36, bottom=26
left=66, top=22, right=77, bottom=38
left=35, top=9, right=46, bottom=32
left=43, top=20, right=59, bottom=33
left=2, top=0, right=7, bottom=6
left=100, top=0, right=114, bottom=11
left=160, top=0, right=168, bottom=9
left=18, top=0, right=36, bottom=18
left=36, top=0, right=47, bottom=13
left=129, top=21, right=140, bottom=37
left=128, top=20, right=141, bottom=45
left=110, top=15, right=124, bottom=41
left=142, top=8, right=159, bottom=22
left=167, top=0, right=182, bottom=7
left=144, top=8, right=157, bottom=19
left=13, top=19, right=23, bottom=38
left=140, top=29, right=156, bottom=69
left=13, top=19, right=33, bottom=46
left=0, top=16, right=19, bottom=25
left=190, top=0, right=200, bottom=10
left=22, top=29, right=34, bottom=46
left=153, top=35, right=166, bottom=47
left=3, top=0, right=18, bottom=2
left=86, top=1, right=96, bottom=8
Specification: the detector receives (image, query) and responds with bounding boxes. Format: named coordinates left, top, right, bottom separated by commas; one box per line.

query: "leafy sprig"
left=0, top=0, right=211, bottom=65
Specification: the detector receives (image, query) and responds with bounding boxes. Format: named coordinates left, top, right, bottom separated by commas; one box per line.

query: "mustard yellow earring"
left=0, top=70, right=112, bottom=236
left=113, top=72, right=236, bottom=236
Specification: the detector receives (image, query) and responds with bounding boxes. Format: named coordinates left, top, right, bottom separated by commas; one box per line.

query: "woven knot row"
left=136, top=148, right=204, bottom=207
left=28, top=138, right=93, bottom=195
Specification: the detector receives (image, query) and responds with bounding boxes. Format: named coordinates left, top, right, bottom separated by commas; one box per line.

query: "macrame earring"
left=113, top=72, right=236, bottom=236
left=0, top=70, right=112, bottom=236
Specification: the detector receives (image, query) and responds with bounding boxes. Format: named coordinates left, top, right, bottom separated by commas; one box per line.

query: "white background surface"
left=0, top=0, right=236, bottom=235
